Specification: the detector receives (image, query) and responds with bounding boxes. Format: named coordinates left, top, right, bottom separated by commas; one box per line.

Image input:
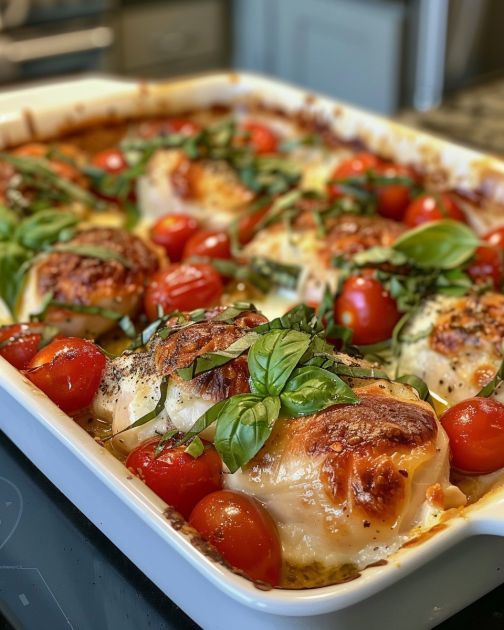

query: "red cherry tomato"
left=0, top=324, right=46, bottom=370
left=484, top=226, right=504, bottom=249
left=92, top=148, right=128, bottom=174
left=237, top=206, right=270, bottom=245
left=327, top=152, right=383, bottom=200
left=404, top=193, right=466, bottom=227
left=334, top=275, right=400, bottom=345
left=182, top=229, right=231, bottom=260
left=189, top=490, right=282, bottom=585
left=467, top=245, right=504, bottom=290
left=144, top=263, right=223, bottom=320
left=374, top=164, right=417, bottom=221
left=440, top=397, right=504, bottom=474
left=242, top=121, right=279, bottom=155
left=25, top=338, right=106, bottom=413
left=126, top=436, right=222, bottom=519
left=150, top=213, right=200, bottom=262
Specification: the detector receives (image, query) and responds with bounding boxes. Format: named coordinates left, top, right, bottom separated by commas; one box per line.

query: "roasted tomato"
left=92, top=148, right=128, bottom=174
left=467, top=245, right=504, bottom=290
left=403, top=193, right=466, bottom=227
left=334, top=275, right=400, bottom=345
left=144, top=263, right=223, bottom=320
left=126, top=436, right=222, bottom=519
left=484, top=226, right=504, bottom=249
left=374, top=163, right=417, bottom=221
left=189, top=490, right=282, bottom=585
left=331, top=152, right=382, bottom=180
left=182, top=229, right=232, bottom=260
left=440, top=397, right=504, bottom=474
left=0, top=324, right=47, bottom=370
left=25, top=338, right=106, bottom=413
left=242, top=121, right=279, bottom=155
left=150, top=213, right=200, bottom=262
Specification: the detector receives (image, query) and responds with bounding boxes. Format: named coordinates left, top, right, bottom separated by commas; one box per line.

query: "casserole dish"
left=0, top=73, right=503, bottom=629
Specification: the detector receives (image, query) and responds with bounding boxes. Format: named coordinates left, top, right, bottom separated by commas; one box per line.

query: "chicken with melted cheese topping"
left=397, top=292, right=504, bottom=406
left=18, top=227, right=159, bottom=338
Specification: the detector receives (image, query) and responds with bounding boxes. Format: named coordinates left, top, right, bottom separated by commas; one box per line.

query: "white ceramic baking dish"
left=0, top=73, right=503, bottom=630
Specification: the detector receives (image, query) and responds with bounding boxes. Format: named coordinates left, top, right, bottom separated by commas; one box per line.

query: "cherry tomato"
left=242, top=121, right=279, bottom=155
left=467, top=245, right=504, bottom=290
left=440, top=397, right=504, bottom=474
left=92, top=148, right=128, bottom=174
left=334, top=275, right=400, bottom=345
left=484, top=226, right=504, bottom=249
left=150, top=213, right=200, bottom=262
left=126, top=436, right=222, bottom=519
left=374, top=164, right=417, bottom=221
left=0, top=324, right=46, bottom=370
left=403, top=193, right=466, bottom=227
left=327, top=153, right=383, bottom=200
left=237, top=206, right=270, bottom=245
left=144, top=263, right=223, bottom=320
left=182, top=229, right=231, bottom=260
left=189, top=490, right=282, bottom=585
left=25, top=338, right=106, bottom=413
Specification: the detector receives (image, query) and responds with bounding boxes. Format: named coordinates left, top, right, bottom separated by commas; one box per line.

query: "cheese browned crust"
left=19, top=227, right=159, bottom=338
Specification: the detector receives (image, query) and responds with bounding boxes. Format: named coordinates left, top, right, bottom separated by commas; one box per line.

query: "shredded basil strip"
left=52, top=244, right=134, bottom=269
left=477, top=358, right=504, bottom=398
left=396, top=374, right=431, bottom=402
left=109, top=376, right=169, bottom=440
left=176, top=331, right=260, bottom=381
left=184, top=436, right=205, bottom=458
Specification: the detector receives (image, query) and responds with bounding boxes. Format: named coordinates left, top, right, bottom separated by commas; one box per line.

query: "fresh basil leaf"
left=52, top=244, right=133, bottom=268
left=118, top=315, right=136, bottom=339
left=185, top=436, right=205, bottom=458
left=477, top=357, right=504, bottom=398
left=280, top=366, right=358, bottom=416
left=212, top=302, right=258, bottom=322
left=153, top=429, right=179, bottom=457
left=176, top=331, right=260, bottom=381
left=214, top=394, right=280, bottom=473
left=0, top=205, right=17, bottom=240
left=248, top=329, right=311, bottom=396
left=393, top=220, right=480, bottom=269
left=253, top=303, right=321, bottom=335
left=129, top=316, right=167, bottom=350
left=396, top=374, right=431, bottom=401
left=16, top=210, right=78, bottom=251
left=0, top=241, right=31, bottom=314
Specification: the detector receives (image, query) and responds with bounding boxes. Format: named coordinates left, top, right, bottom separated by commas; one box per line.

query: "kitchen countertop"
left=397, top=77, right=504, bottom=158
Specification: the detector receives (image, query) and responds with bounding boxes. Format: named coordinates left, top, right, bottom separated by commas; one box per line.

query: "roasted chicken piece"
left=243, top=212, right=406, bottom=302
left=397, top=292, right=504, bottom=406
left=226, top=378, right=465, bottom=586
left=18, top=227, right=159, bottom=338
left=91, top=310, right=267, bottom=452
left=137, top=150, right=254, bottom=228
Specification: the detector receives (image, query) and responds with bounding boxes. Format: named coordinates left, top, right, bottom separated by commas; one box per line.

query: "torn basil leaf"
left=0, top=241, right=31, bottom=314
left=280, top=366, right=358, bottom=416
left=15, top=210, right=78, bottom=252
left=477, top=358, right=504, bottom=398
left=214, top=394, right=281, bottom=473
left=248, top=329, right=311, bottom=397
left=52, top=244, right=133, bottom=268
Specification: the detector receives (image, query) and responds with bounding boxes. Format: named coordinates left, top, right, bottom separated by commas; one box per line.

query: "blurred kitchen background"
left=1, top=0, right=503, bottom=152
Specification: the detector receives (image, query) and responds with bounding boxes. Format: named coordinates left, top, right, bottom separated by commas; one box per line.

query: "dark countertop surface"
left=397, top=77, right=504, bottom=158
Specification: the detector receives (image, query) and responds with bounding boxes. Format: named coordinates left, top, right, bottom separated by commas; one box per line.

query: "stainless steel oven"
left=0, top=0, right=115, bottom=85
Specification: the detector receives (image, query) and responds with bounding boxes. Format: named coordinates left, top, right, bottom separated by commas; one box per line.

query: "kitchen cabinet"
left=233, top=0, right=406, bottom=114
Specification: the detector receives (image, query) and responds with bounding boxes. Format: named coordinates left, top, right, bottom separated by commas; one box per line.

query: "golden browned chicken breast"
left=243, top=212, right=406, bottom=302
left=92, top=309, right=267, bottom=452
left=18, top=227, right=159, bottom=338
left=397, top=292, right=504, bottom=406
left=226, top=378, right=465, bottom=586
